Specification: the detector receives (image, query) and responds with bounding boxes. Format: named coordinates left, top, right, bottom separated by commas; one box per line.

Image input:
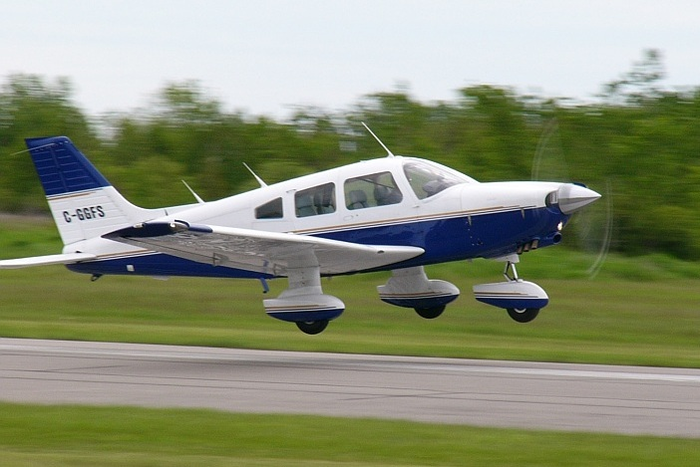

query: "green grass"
left=1, top=219, right=699, bottom=461
left=1, top=215, right=700, bottom=367
left=0, top=214, right=62, bottom=256
left=0, top=265, right=699, bottom=366
left=1, top=403, right=698, bottom=466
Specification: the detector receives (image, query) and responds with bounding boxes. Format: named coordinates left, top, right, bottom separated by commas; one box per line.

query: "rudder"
left=26, top=136, right=110, bottom=196
left=25, top=136, right=159, bottom=246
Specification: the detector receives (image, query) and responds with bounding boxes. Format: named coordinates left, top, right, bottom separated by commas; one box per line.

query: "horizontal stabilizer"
left=0, top=252, right=97, bottom=269
left=104, top=221, right=424, bottom=276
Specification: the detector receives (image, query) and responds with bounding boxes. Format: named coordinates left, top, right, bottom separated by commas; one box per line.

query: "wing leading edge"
left=103, top=221, right=424, bottom=276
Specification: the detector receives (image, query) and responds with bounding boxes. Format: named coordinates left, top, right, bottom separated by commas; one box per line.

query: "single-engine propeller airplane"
left=0, top=126, right=600, bottom=334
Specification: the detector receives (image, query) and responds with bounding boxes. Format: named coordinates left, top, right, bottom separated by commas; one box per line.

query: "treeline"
left=1, top=51, right=700, bottom=259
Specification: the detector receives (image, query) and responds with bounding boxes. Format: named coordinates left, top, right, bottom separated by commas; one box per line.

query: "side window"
left=295, top=183, right=336, bottom=217
left=344, top=172, right=403, bottom=210
left=255, top=197, right=283, bottom=219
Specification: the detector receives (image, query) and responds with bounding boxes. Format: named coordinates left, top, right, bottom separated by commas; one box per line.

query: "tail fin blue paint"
left=25, top=137, right=111, bottom=196
left=25, top=136, right=161, bottom=246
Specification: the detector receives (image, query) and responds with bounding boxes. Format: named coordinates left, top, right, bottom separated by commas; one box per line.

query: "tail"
left=25, top=136, right=160, bottom=246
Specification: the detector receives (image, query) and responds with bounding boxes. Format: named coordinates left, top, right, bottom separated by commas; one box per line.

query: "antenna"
left=181, top=180, right=205, bottom=204
left=361, top=122, right=395, bottom=158
left=243, top=162, right=268, bottom=187
left=11, top=142, right=55, bottom=156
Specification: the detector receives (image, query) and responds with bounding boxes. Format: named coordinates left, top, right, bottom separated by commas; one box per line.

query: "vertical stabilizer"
left=25, top=136, right=161, bottom=246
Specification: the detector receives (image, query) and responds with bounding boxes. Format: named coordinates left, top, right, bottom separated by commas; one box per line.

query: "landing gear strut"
left=503, top=260, right=519, bottom=282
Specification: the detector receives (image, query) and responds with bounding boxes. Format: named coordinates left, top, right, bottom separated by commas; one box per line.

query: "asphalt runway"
left=1, top=338, right=699, bottom=438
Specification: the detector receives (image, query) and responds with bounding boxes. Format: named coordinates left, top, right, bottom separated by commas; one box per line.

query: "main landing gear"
left=377, top=266, right=460, bottom=319
left=263, top=264, right=344, bottom=335
left=264, top=257, right=546, bottom=333
left=472, top=258, right=548, bottom=323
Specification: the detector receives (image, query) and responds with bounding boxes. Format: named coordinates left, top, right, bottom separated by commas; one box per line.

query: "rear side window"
left=344, top=172, right=403, bottom=210
left=255, top=197, right=283, bottom=219
left=295, top=183, right=336, bottom=217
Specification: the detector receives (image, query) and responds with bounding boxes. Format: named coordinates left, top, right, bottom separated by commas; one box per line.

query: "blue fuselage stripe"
left=68, top=207, right=567, bottom=279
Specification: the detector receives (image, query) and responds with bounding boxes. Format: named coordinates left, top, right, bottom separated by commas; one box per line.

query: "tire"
left=414, top=305, right=446, bottom=320
left=507, top=307, right=540, bottom=323
left=296, top=320, right=329, bottom=335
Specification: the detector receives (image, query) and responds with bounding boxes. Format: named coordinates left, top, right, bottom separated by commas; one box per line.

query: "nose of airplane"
left=557, top=184, right=601, bottom=214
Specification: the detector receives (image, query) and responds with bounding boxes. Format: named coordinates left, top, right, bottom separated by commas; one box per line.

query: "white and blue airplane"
left=0, top=128, right=599, bottom=334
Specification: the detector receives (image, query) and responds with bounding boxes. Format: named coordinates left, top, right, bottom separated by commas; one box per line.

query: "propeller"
left=531, top=119, right=613, bottom=279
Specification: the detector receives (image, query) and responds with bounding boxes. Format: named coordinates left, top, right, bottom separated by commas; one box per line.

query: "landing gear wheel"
left=414, top=305, right=446, bottom=320
left=296, top=320, right=329, bottom=335
left=507, top=308, right=540, bottom=323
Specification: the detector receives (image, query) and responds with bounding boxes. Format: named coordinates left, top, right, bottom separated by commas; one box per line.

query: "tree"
left=0, top=74, right=96, bottom=211
left=3, top=64, right=700, bottom=260
left=600, top=49, right=666, bottom=105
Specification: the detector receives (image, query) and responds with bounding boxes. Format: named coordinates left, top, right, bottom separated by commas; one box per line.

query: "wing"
left=103, top=221, right=424, bottom=276
left=0, top=252, right=97, bottom=269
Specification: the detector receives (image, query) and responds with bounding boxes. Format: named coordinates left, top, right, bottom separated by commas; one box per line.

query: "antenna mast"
left=181, top=180, right=205, bottom=204
left=362, top=122, right=395, bottom=158
left=243, top=162, right=268, bottom=187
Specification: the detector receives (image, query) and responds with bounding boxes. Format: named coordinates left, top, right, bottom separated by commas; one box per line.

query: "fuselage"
left=67, top=155, right=587, bottom=279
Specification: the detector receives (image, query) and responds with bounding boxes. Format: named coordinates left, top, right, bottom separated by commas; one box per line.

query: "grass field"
left=1, top=214, right=699, bottom=367
left=1, top=216, right=699, bottom=463
left=1, top=403, right=699, bottom=466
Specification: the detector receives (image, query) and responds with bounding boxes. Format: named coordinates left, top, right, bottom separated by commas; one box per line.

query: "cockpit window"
left=344, top=171, right=403, bottom=210
left=403, top=161, right=471, bottom=199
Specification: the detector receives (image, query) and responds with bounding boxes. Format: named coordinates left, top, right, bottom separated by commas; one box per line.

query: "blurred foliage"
left=1, top=50, right=700, bottom=259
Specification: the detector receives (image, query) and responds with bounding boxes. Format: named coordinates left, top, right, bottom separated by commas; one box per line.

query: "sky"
left=2, top=1, right=698, bottom=119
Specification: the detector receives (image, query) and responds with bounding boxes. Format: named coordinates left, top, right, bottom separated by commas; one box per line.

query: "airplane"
left=0, top=127, right=600, bottom=334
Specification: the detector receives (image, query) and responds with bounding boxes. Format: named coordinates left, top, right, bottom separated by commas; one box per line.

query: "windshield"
left=403, top=160, right=473, bottom=199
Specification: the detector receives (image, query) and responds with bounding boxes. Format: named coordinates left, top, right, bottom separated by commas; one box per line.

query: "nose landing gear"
left=473, top=258, right=548, bottom=323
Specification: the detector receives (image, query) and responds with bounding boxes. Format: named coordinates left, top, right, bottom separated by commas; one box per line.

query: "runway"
left=1, top=338, right=699, bottom=438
